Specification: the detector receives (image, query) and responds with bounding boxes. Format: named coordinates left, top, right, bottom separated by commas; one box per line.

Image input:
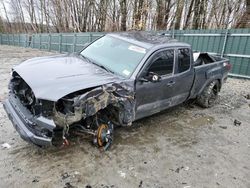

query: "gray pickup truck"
left=3, top=32, right=231, bottom=150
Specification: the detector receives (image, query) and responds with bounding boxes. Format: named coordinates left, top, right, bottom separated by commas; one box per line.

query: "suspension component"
left=63, top=137, right=70, bottom=146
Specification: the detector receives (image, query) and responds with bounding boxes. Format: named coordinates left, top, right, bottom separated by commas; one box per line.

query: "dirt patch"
left=0, top=45, right=250, bottom=188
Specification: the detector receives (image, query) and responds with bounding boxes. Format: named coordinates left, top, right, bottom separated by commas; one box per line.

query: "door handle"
left=167, top=80, right=175, bottom=87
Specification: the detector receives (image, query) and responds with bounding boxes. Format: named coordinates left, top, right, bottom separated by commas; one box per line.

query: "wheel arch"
left=197, top=76, right=222, bottom=96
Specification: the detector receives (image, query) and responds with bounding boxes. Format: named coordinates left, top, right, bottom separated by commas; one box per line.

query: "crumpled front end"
left=3, top=95, right=55, bottom=146
left=4, top=71, right=135, bottom=148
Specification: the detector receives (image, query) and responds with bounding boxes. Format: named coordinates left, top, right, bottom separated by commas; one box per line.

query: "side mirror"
left=138, top=72, right=161, bottom=83
left=148, top=72, right=161, bottom=82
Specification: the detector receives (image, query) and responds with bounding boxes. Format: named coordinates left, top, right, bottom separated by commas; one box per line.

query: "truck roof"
left=108, top=31, right=190, bottom=49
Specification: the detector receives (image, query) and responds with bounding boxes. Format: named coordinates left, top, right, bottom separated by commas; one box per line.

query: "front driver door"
left=135, top=49, right=176, bottom=120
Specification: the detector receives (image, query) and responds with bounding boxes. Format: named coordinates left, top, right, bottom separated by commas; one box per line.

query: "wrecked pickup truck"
left=3, top=32, right=231, bottom=150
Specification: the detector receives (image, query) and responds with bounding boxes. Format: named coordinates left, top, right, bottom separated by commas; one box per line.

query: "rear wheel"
left=196, top=80, right=220, bottom=108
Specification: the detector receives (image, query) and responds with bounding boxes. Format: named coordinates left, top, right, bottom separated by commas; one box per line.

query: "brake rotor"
left=95, top=122, right=113, bottom=150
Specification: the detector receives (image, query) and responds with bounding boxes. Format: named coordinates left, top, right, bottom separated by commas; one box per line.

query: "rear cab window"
left=176, top=48, right=191, bottom=73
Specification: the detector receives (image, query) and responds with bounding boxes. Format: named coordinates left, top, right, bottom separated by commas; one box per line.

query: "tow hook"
left=93, top=121, right=114, bottom=151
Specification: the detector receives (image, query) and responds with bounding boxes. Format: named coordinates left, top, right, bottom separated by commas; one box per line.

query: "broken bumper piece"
left=3, top=95, right=55, bottom=147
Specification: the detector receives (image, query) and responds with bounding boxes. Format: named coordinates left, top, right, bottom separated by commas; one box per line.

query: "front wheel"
left=196, top=80, right=220, bottom=108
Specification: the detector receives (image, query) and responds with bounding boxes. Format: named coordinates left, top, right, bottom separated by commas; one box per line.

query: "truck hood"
left=13, top=54, right=122, bottom=101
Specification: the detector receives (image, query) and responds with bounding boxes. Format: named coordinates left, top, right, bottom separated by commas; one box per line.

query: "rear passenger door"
left=172, top=48, right=194, bottom=103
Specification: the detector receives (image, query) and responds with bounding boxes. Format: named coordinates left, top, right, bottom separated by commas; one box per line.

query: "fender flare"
left=197, top=76, right=222, bottom=96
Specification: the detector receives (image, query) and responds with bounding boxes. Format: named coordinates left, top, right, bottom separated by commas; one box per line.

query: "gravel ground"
left=0, top=45, right=249, bottom=188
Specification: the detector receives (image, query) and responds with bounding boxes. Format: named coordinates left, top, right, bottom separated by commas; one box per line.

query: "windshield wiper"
left=79, top=54, right=92, bottom=63
left=95, top=64, right=114, bottom=74
left=80, top=54, right=114, bottom=74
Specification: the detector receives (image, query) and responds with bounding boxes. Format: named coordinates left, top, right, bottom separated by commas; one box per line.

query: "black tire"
left=196, top=80, right=220, bottom=108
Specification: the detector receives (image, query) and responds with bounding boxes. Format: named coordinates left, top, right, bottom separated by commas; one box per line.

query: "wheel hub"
left=94, top=122, right=113, bottom=150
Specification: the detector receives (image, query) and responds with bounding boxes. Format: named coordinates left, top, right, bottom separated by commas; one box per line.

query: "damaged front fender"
left=53, top=83, right=135, bottom=127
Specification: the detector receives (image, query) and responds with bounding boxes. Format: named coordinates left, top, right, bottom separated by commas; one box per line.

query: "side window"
left=147, top=50, right=174, bottom=76
left=177, top=48, right=191, bottom=73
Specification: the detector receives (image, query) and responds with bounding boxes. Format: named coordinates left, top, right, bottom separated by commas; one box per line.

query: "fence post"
left=172, top=28, right=175, bottom=38
left=73, top=33, right=76, bottom=52
left=39, top=34, right=42, bottom=49
left=18, top=34, right=20, bottom=46
left=59, top=34, right=62, bottom=53
left=25, top=34, right=28, bottom=47
left=89, top=33, right=93, bottom=42
left=12, top=34, right=14, bottom=45
left=32, top=34, right=34, bottom=48
left=221, top=29, right=229, bottom=57
left=48, top=34, right=51, bottom=51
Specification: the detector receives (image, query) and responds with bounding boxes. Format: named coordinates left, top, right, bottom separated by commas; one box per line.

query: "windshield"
left=80, top=35, right=147, bottom=78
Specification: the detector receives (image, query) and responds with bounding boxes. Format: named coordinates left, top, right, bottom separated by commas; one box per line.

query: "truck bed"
left=193, top=52, right=220, bottom=66
left=189, top=53, right=230, bottom=99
